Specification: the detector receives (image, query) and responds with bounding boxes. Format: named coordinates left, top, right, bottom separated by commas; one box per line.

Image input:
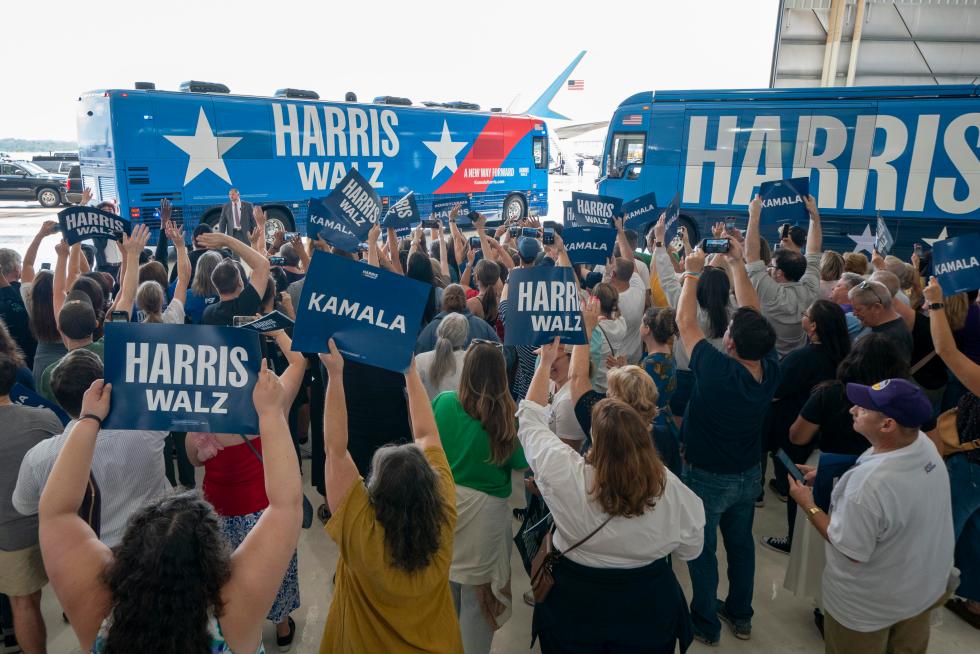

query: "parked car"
left=66, top=165, right=84, bottom=204
left=0, top=160, right=68, bottom=207
left=32, top=153, right=79, bottom=174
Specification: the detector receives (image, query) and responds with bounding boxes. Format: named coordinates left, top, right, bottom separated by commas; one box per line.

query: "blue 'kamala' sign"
left=308, top=197, right=361, bottom=252
left=932, top=233, right=980, bottom=295
left=102, top=323, right=263, bottom=433
left=292, top=251, right=429, bottom=372
left=622, top=191, right=658, bottom=233
left=759, top=177, right=809, bottom=226
left=562, top=225, right=617, bottom=265
left=58, top=206, right=132, bottom=246
left=504, top=267, right=587, bottom=347
left=10, top=383, right=70, bottom=426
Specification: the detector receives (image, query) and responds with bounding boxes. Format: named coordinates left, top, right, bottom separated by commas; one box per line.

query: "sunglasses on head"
left=470, top=338, right=504, bottom=350
left=857, top=280, right=887, bottom=305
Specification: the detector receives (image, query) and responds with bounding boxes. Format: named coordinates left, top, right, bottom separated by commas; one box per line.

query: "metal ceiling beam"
left=779, top=36, right=980, bottom=44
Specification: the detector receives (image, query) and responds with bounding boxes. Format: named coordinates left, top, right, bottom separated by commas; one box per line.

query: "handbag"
left=529, top=517, right=611, bottom=603
left=929, top=408, right=980, bottom=458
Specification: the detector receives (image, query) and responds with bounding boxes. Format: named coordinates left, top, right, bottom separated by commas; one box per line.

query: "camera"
left=702, top=238, right=731, bottom=254
left=508, top=225, right=520, bottom=238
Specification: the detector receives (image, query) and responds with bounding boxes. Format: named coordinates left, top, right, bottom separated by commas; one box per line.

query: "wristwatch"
left=806, top=506, right=823, bottom=521
left=655, top=241, right=664, bottom=248
left=927, top=302, right=945, bottom=311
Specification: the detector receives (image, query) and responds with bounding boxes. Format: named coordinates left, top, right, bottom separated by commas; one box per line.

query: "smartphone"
left=233, top=315, right=253, bottom=328
left=543, top=220, right=559, bottom=231
left=542, top=228, right=555, bottom=245
left=702, top=238, right=731, bottom=254
left=109, top=310, right=130, bottom=323
left=268, top=255, right=286, bottom=266
left=777, top=449, right=807, bottom=485
left=508, top=225, right=520, bottom=238
left=468, top=236, right=482, bottom=250
left=40, top=262, right=51, bottom=270
left=725, top=219, right=736, bottom=232
left=913, top=243, right=923, bottom=256
left=522, top=227, right=540, bottom=238
left=780, top=224, right=791, bottom=239
left=283, top=232, right=300, bottom=242
left=422, top=218, right=441, bottom=228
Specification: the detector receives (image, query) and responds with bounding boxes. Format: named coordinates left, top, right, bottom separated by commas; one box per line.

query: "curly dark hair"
left=100, top=490, right=231, bottom=654
left=367, top=444, right=450, bottom=574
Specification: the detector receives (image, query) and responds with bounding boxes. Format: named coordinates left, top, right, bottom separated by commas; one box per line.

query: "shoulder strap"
left=595, top=323, right=616, bottom=356
left=238, top=434, right=264, bottom=463
left=561, top=516, right=613, bottom=557
left=910, top=350, right=937, bottom=375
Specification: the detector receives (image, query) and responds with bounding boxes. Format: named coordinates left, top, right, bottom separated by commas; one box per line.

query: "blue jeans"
left=683, top=464, right=760, bottom=640
left=948, top=454, right=980, bottom=601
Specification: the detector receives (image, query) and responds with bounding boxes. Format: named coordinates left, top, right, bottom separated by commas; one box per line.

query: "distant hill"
left=0, top=138, right=78, bottom=153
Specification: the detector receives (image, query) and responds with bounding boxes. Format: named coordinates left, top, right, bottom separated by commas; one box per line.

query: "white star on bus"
left=922, top=227, right=949, bottom=246
left=847, top=225, right=876, bottom=254
left=423, top=121, right=466, bottom=179
left=164, top=108, right=242, bottom=185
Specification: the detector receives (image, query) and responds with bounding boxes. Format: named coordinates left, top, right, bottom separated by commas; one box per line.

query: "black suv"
left=66, top=165, right=84, bottom=204
left=0, top=160, right=68, bottom=207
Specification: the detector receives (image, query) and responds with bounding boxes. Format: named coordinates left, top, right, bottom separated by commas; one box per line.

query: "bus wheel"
left=503, top=194, right=526, bottom=222
left=37, top=188, right=60, bottom=208
left=263, top=207, right=294, bottom=241
left=678, top=215, right=699, bottom=244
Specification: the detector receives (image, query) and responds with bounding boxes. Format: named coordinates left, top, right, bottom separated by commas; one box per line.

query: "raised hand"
left=38, top=220, right=60, bottom=238
left=159, top=198, right=172, bottom=224
left=54, top=239, right=70, bottom=258
left=711, top=221, right=725, bottom=238
left=613, top=217, right=624, bottom=233
left=749, top=194, right=762, bottom=221
left=80, top=379, right=112, bottom=421
left=196, top=231, right=231, bottom=250
left=81, top=187, right=93, bottom=206
left=653, top=214, right=667, bottom=244
left=122, top=223, right=151, bottom=256
left=252, top=359, right=286, bottom=415
left=318, top=338, right=345, bottom=375
left=537, top=336, right=563, bottom=366
left=253, top=205, right=267, bottom=228
left=605, top=354, right=628, bottom=370
left=685, top=247, right=706, bottom=274
left=922, top=276, right=944, bottom=305
left=165, top=220, right=185, bottom=247
left=803, top=194, right=819, bottom=221
left=582, top=295, right=601, bottom=334
left=725, top=236, right=744, bottom=263
left=368, top=222, right=381, bottom=244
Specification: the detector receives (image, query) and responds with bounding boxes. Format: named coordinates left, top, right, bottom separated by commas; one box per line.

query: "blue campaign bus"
left=75, top=85, right=550, bottom=238
left=598, top=85, right=980, bottom=258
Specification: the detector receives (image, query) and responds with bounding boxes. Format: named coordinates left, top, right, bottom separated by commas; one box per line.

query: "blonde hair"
left=820, top=251, right=844, bottom=282
left=606, top=365, right=658, bottom=425
left=945, top=293, right=969, bottom=332
left=843, top=252, right=869, bottom=276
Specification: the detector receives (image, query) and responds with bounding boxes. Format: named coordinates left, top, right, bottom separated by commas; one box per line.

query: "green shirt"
left=432, top=391, right=528, bottom=498
left=39, top=339, right=105, bottom=403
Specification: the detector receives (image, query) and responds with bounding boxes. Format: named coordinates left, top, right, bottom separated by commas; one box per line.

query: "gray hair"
left=0, top=249, right=22, bottom=277
left=849, top=279, right=892, bottom=308
left=870, top=270, right=901, bottom=298
left=136, top=281, right=166, bottom=322
left=883, top=255, right=916, bottom=288
left=429, top=313, right=468, bottom=388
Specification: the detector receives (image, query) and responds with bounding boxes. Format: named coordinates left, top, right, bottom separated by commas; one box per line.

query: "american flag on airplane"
left=567, top=79, right=585, bottom=91
left=622, top=114, right=642, bottom=125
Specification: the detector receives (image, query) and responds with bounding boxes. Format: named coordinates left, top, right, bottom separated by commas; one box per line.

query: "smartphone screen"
left=109, top=310, right=130, bottom=323
left=542, top=228, right=555, bottom=245
left=468, top=236, right=481, bottom=250
left=233, top=315, right=253, bottom=328
left=521, top=227, right=540, bottom=238
left=703, top=238, right=730, bottom=254
left=777, top=449, right=807, bottom=484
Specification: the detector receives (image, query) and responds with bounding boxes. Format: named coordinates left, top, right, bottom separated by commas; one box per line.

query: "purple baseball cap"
left=845, top=378, right=932, bottom=428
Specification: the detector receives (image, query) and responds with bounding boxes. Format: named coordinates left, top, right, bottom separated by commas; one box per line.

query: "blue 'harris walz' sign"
left=504, top=267, right=587, bottom=347
left=102, top=323, right=263, bottom=433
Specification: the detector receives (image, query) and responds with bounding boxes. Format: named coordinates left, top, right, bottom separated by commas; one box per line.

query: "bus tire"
left=262, top=207, right=294, bottom=241
left=678, top=215, right=699, bottom=244
left=502, top=194, right=527, bottom=223
left=37, top=188, right=61, bottom=208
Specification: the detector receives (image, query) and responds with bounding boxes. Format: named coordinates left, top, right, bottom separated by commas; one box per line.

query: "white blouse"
left=517, top=399, right=705, bottom=568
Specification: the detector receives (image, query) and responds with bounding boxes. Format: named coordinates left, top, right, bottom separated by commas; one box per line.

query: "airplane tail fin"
left=523, top=50, right=586, bottom=120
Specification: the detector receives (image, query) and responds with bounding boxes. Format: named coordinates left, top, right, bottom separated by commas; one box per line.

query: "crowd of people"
left=0, top=185, right=977, bottom=654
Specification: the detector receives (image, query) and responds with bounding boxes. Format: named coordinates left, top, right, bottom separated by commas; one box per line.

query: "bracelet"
left=805, top=506, right=823, bottom=522
left=681, top=272, right=701, bottom=282
left=79, top=414, right=103, bottom=428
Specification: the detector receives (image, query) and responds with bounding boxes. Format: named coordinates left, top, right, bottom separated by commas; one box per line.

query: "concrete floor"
left=36, top=458, right=980, bottom=654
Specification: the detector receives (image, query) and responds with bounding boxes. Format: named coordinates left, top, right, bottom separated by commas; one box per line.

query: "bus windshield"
left=77, top=95, right=114, bottom=160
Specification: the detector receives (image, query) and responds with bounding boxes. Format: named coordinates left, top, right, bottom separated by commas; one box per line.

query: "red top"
left=202, top=439, right=269, bottom=517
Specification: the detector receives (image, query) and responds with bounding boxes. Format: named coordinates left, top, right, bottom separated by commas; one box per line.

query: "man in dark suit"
left=217, top=188, right=255, bottom=246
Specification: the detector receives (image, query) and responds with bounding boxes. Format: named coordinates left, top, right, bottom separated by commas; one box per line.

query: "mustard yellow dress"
left=319, top=447, right=463, bottom=654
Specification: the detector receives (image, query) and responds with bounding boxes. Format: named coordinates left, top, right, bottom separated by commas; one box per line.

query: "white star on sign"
left=163, top=108, right=242, bottom=185
left=423, top=121, right=466, bottom=179
left=922, top=227, right=949, bottom=246
left=847, top=225, right=876, bottom=254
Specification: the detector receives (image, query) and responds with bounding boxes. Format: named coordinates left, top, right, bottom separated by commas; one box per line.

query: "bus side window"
left=533, top=137, right=548, bottom=169
left=608, top=132, right=646, bottom=179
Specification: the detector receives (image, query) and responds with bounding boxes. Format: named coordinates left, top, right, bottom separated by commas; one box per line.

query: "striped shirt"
left=13, top=421, right=171, bottom=548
